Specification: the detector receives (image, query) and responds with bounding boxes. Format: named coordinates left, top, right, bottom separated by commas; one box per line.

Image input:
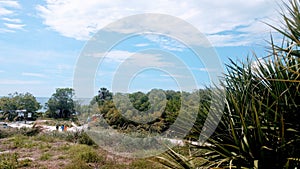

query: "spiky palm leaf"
left=157, top=0, right=300, bottom=168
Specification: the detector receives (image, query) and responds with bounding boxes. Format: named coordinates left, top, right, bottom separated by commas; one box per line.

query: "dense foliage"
left=88, top=88, right=210, bottom=136
left=0, top=92, right=41, bottom=121
left=46, top=88, right=75, bottom=118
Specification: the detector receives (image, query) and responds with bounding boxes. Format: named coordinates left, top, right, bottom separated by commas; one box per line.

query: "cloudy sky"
left=0, top=0, right=283, bottom=97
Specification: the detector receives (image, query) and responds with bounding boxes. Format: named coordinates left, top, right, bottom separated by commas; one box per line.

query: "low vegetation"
left=0, top=127, right=162, bottom=169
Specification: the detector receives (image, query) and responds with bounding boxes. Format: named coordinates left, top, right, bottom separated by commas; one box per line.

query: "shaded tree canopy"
left=89, top=88, right=210, bottom=135
left=93, top=88, right=113, bottom=106
left=0, top=92, right=41, bottom=112
left=0, top=92, right=41, bottom=121
left=46, top=88, right=75, bottom=118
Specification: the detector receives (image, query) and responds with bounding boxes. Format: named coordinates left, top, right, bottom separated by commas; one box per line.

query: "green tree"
left=95, top=89, right=190, bottom=134
left=163, top=90, right=181, bottom=126
left=0, top=96, right=16, bottom=112
left=0, top=92, right=41, bottom=121
left=129, top=91, right=150, bottom=111
left=95, top=88, right=112, bottom=105
left=0, top=96, right=17, bottom=121
left=46, top=88, right=75, bottom=118
left=12, top=92, right=41, bottom=113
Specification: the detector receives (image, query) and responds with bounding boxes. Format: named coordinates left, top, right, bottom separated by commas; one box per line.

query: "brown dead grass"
left=0, top=132, right=162, bottom=169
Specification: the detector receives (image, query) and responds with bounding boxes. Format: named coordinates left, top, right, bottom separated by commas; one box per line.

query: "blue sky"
left=0, top=0, right=282, bottom=97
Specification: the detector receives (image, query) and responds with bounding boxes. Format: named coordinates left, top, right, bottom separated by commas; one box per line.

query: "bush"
left=39, top=153, right=52, bottom=161
left=18, top=158, right=32, bottom=167
left=34, top=133, right=56, bottom=142
left=64, top=160, right=92, bottom=169
left=0, top=152, right=18, bottom=169
left=11, top=135, right=26, bottom=148
left=77, top=132, right=96, bottom=146
left=68, top=144, right=104, bottom=166
left=50, top=130, right=97, bottom=146
left=78, top=150, right=101, bottom=163
left=0, top=128, right=16, bottom=139
left=18, top=126, right=42, bottom=136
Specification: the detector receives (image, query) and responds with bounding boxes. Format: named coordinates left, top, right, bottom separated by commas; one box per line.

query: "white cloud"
left=135, top=43, right=149, bottom=47
left=0, top=1, right=23, bottom=32
left=4, top=23, right=24, bottom=29
left=36, top=0, right=282, bottom=47
left=190, top=67, right=219, bottom=73
left=207, top=34, right=251, bottom=47
left=2, top=17, right=21, bottom=23
left=0, top=1, right=21, bottom=9
left=0, top=7, right=13, bottom=15
left=0, top=70, right=4, bottom=73
left=0, top=28, right=15, bottom=33
left=94, top=50, right=174, bottom=67
left=0, top=80, right=42, bottom=85
left=145, top=34, right=185, bottom=51
left=21, top=72, right=45, bottom=78
left=0, top=1, right=21, bottom=16
left=124, top=53, right=174, bottom=68
left=91, top=50, right=132, bottom=63
left=160, top=74, right=188, bottom=79
left=93, top=50, right=178, bottom=80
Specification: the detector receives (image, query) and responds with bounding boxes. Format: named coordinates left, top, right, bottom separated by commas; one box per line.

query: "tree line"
left=0, top=88, right=76, bottom=121
left=84, top=88, right=211, bottom=137
left=0, top=85, right=211, bottom=139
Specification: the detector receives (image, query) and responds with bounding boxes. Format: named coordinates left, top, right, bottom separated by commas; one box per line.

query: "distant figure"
left=64, top=125, right=67, bottom=131
left=61, top=124, right=64, bottom=131
left=87, top=116, right=91, bottom=123
left=56, top=124, right=59, bottom=130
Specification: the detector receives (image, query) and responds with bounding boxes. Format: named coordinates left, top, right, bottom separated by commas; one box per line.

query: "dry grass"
left=0, top=129, right=162, bottom=169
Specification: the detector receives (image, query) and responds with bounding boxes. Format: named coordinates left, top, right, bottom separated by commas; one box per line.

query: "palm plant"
left=157, top=0, right=300, bottom=168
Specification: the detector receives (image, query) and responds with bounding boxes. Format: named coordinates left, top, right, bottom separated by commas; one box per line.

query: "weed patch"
left=39, top=152, right=52, bottom=161
left=0, top=152, right=18, bottom=169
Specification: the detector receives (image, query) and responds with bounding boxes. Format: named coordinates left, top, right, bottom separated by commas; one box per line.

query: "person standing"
left=56, top=124, right=59, bottom=131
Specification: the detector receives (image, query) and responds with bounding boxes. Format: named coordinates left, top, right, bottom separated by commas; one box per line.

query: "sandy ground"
left=3, top=120, right=211, bottom=147
left=5, top=120, right=88, bottom=132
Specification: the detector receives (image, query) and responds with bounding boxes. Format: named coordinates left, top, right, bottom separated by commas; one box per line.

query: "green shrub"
left=11, top=135, right=26, bottom=148
left=56, top=144, right=71, bottom=152
left=0, top=128, right=15, bottom=139
left=34, top=133, right=56, bottom=143
left=78, top=150, right=101, bottom=163
left=48, top=130, right=97, bottom=146
left=0, top=153, right=18, bottom=169
left=18, top=126, right=41, bottom=136
left=130, top=159, right=162, bottom=169
left=7, top=135, right=36, bottom=149
left=18, top=158, right=32, bottom=167
left=39, top=153, right=52, bottom=161
left=77, top=132, right=97, bottom=146
left=64, top=160, right=92, bottom=169
left=69, top=144, right=104, bottom=163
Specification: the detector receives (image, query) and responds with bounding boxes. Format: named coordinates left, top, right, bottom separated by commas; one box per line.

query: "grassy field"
left=0, top=127, right=164, bottom=169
